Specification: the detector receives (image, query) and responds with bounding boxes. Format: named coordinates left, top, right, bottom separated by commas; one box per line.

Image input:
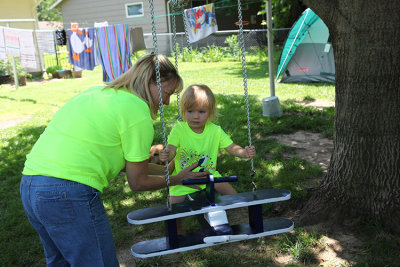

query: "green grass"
left=1, top=55, right=397, bottom=266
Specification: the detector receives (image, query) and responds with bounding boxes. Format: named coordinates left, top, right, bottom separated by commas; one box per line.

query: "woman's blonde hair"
left=180, top=84, right=217, bottom=121
left=105, top=54, right=183, bottom=118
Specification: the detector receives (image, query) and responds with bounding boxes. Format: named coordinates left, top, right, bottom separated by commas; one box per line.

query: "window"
left=125, top=2, right=144, bottom=18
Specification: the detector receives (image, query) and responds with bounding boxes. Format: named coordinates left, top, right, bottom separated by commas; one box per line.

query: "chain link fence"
left=143, top=28, right=290, bottom=55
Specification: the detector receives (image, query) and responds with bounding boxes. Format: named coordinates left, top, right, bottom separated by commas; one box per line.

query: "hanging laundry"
left=96, top=24, right=131, bottom=82
left=129, top=27, right=146, bottom=54
left=36, top=30, right=56, bottom=54
left=4, top=28, right=20, bottom=57
left=55, top=29, right=67, bottom=45
left=94, top=21, right=109, bottom=27
left=67, top=27, right=97, bottom=70
left=0, top=27, right=6, bottom=61
left=19, top=29, right=38, bottom=69
left=184, top=3, right=218, bottom=43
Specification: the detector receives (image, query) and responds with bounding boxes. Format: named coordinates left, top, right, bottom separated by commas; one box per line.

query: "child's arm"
left=159, top=144, right=177, bottom=163
left=224, top=143, right=256, bottom=159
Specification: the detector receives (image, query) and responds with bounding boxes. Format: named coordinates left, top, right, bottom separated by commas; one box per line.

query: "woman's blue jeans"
left=20, top=175, right=119, bottom=267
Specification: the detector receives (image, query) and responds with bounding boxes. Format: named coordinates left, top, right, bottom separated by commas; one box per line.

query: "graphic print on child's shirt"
left=179, top=147, right=216, bottom=173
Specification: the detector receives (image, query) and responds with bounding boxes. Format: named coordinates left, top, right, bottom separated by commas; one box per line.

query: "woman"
left=20, top=54, right=207, bottom=267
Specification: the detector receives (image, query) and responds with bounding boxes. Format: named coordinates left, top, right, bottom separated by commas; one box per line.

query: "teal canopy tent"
left=276, top=8, right=335, bottom=83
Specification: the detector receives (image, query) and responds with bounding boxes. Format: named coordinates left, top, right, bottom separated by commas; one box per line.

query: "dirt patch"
left=269, top=130, right=333, bottom=173
left=0, top=115, right=32, bottom=129
left=303, top=99, right=335, bottom=110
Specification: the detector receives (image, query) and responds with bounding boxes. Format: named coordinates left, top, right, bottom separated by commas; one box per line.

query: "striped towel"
left=96, top=24, right=131, bottom=82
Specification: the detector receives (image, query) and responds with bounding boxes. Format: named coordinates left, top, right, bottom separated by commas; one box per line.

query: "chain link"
left=182, top=8, right=192, bottom=53
left=237, top=0, right=256, bottom=192
left=150, top=0, right=172, bottom=210
left=170, top=2, right=182, bottom=121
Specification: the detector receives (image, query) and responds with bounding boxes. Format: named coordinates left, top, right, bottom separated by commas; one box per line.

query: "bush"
left=224, top=35, right=241, bottom=60
left=0, top=58, right=32, bottom=80
left=200, top=45, right=224, bottom=62
left=0, top=59, right=9, bottom=76
left=45, top=65, right=62, bottom=78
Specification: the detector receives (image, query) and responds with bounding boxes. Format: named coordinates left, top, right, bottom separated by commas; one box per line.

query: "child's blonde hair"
left=105, top=54, right=183, bottom=119
left=180, top=84, right=217, bottom=121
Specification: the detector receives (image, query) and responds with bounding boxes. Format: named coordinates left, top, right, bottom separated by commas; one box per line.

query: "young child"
left=160, top=84, right=256, bottom=205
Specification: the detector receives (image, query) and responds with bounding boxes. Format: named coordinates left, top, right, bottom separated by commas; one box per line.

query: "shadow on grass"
left=0, top=95, right=335, bottom=266
left=0, top=126, right=46, bottom=267
left=0, top=95, right=37, bottom=103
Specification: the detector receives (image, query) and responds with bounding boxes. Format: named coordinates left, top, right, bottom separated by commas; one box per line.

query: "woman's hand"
left=170, top=162, right=209, bottom=185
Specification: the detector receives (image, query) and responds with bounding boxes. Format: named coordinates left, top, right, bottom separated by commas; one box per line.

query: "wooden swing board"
left=127, top=188, right=290, bottom=225
left=131, top=217, right=294, bottom=258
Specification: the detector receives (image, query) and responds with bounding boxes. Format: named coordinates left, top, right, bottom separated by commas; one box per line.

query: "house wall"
left=58, top=0, right=171, bottom=53
left=0, top=0, right=39, bottom=29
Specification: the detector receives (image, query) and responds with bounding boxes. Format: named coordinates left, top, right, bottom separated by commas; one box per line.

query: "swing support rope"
left=237, top=0, right=256, bottom=191
left=170, top=0, right=182, bottom=121
left=149, top=0, right=172, bottom=210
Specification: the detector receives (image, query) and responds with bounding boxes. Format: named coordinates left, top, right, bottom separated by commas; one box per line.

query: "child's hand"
left=159, top=148, right=170, bottom=162
left=245, top=146, right=256, bottom=158
left=149, top=144, right=163, bottom=162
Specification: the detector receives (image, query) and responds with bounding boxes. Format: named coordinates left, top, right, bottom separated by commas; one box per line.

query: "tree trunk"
left=299, top=0, right=400, bottom=232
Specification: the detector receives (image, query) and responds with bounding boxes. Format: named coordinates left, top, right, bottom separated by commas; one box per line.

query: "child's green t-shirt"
left=23, top=86, right=154, bottom=192
left=168, top=121, right=233, bottom=196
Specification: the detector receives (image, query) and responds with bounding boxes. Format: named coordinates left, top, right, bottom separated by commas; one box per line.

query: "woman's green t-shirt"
left=23, top=86, right=154, bottom=192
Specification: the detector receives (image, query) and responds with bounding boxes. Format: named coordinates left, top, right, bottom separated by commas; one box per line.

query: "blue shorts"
left=20, top=175, right=119, bottom=267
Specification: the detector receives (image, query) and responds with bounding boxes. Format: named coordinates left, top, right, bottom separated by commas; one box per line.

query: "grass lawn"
left=1, top=56, right=398, bottom=266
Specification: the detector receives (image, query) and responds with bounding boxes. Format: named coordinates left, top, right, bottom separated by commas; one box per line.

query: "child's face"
left=185, top=104, right=209, bottom=132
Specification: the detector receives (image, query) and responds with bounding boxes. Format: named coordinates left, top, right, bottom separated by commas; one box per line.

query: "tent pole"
left=266, top=0, right=275, bottom=96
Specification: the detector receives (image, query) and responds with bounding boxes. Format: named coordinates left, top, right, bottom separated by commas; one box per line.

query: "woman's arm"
left=147, top=160, right=175, bottom=175
left=125, top=160, right=205, bottom=191
left=224, top=143, right=256, bottom=159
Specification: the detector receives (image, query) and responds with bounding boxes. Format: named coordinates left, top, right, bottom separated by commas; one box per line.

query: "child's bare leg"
left=169, top=195, right=187, bottom=235
left=215, top=182, right=237, bottom=195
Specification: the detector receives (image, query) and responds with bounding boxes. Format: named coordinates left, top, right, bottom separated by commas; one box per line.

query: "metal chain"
left=237, top=0, right=256, bottom=191
left=170, top=3, right=182, bottom=121
left=182, top=8, right=192, bottom=53
left=149, top=0, right=172, bottom=210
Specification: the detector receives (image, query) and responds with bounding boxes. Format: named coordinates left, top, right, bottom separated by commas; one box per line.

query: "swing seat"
left=127, top=187, right=293, bottom=258
left=127, top=188, right=291, bottom=224
left=131, top=217, right=294, bottom=258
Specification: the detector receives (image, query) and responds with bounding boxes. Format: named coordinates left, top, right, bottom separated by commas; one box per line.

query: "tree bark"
left=298, top=0, right=400, bottom=232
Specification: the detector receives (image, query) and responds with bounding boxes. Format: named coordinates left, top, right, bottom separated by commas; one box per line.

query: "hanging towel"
left=184, top=3, right=218, bottom=43
left=129, top=27, right=146, bottom=54
left=67, top=27, right=97, bottom=70
left=36, top=30, right=56, bottom=54
left=94, top=21, right=109, bottom=27
left=19, top=29, right=38, bottom=69
left=96, top=24, right=131, bottom=82
left=4, top=28, right=20, bottom=57
left=0, top=27, right=6, bottom=61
